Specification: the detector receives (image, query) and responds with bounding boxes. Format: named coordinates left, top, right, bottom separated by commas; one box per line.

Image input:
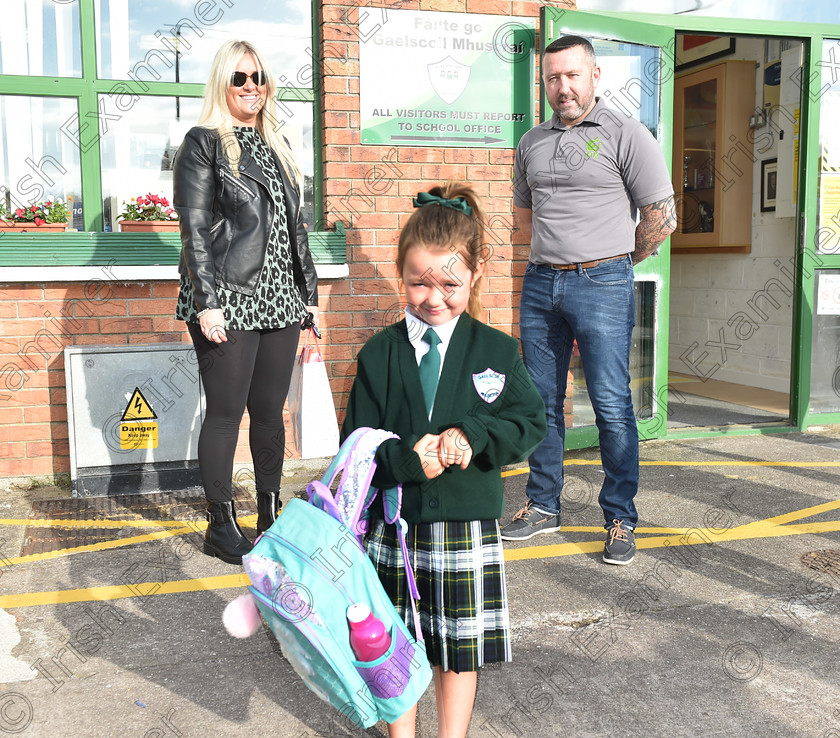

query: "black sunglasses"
left=230, top=70, right=266, bottom=87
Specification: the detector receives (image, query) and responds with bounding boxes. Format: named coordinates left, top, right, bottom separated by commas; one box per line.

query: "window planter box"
left=118, top=220, right=180, bottom=233
left=0, top=222, right=68, bottom=233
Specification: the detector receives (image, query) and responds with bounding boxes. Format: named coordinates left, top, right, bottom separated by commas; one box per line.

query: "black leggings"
left=188, top=323, right=299, bottom=502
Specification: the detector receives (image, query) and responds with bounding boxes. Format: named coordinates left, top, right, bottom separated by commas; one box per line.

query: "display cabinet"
left=672, top=60, right=756, bottom=253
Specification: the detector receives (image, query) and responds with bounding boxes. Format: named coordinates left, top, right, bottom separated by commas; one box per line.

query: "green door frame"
left=543, top=8, right=840, bottom=447
left=540, top=8, right=676, bottom=450
left=600, top=11, right=840, bottom=433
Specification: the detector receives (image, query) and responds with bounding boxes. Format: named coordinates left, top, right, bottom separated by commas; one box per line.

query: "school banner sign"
left=360, top=10, right=535, bottom=148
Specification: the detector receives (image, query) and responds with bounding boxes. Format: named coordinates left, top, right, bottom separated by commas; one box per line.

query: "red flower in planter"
left=2, top=198, right=70, bottom=225
left=117, top=193, right=179, bottom=222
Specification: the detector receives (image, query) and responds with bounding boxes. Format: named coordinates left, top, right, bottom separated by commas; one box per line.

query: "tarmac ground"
left=1, top=427, right=839, bottom=737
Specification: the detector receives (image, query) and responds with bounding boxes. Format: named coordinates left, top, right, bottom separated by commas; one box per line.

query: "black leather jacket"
left=173, top=126, right=318, bottom=313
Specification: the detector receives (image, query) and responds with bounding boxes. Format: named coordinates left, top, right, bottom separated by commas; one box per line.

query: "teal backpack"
left=242, top=427, right=432, bottom=729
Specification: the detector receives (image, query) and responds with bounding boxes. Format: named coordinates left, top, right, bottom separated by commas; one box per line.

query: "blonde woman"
left=173, top=40, right=318, bottom=565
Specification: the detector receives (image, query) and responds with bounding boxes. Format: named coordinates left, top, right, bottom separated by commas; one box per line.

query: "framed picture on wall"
left=675, top=35, right=736, bottom=71
left=761, top=158, right=778, bottom=212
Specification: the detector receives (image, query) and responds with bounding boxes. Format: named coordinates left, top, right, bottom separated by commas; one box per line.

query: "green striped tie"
left=418, top=328, right=441, bottom=415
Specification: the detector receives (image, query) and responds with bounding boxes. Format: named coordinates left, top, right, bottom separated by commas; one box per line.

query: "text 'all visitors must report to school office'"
left=360, top=10, right=535, bottom=148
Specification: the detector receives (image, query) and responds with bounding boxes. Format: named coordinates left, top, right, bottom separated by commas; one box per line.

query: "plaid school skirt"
left=366, top=518, right=512, bottom=673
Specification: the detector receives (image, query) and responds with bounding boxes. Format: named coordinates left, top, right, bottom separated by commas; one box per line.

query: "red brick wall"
left=0, top=0, right=576, bottom=481
left=0, top=282, right=188, bottom=478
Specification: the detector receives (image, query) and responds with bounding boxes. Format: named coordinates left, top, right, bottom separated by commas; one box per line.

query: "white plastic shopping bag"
left=288, top=329, right=340, bottom=459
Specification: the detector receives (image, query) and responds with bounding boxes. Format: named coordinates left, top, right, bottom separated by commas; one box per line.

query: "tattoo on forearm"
left=634, top=196, right=677, bottom=264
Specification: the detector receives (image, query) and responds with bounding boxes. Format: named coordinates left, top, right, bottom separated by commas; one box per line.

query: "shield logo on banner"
left=472, top=368, right=506, bottom=404
left=428, top=56, right=471, bottom=105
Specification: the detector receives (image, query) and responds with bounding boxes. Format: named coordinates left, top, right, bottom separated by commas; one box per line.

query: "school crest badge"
left=428, top=56, right=470, bottom=105
left=472, top=368, right=505, bottom=404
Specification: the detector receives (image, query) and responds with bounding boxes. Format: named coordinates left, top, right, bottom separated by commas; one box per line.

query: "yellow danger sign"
left=120, top=423, right=159, bottom=450
left=121, top=387, right=158, bottom=421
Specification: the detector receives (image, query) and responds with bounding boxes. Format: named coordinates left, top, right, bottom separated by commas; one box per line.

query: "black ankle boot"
left=256, top=491, right=282, bottom=535
left=204, top=500, right=253, bottom=565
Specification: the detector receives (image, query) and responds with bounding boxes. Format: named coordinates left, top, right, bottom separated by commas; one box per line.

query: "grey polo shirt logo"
left=541, top=124, right=607, bottom=192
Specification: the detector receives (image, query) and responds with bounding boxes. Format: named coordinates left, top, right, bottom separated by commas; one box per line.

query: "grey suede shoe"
left=500, top=501, right=561, bottom=541
left=603, top=519, right=636, bottom=565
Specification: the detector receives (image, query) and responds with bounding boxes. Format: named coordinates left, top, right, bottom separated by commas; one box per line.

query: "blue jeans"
left=520, top=258, right=639, bottom=528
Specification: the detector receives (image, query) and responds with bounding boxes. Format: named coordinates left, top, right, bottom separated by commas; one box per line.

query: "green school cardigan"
left=341, top=314, right=547, bottom=524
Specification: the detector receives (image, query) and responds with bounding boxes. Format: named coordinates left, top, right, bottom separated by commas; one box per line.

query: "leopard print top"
left=175, top=127, right=306, bottom=330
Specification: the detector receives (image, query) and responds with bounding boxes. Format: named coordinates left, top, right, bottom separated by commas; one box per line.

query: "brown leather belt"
left=545, top=253, right=629, bottom=271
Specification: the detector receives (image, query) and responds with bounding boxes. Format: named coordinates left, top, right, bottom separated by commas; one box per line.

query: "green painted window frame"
left=0, top=0, right=345, bottom=268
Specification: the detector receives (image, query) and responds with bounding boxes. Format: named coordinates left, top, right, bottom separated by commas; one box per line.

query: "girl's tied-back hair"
left=397, top=182, right=486, bottom=318
left=197, top=39, right=303, bottom=189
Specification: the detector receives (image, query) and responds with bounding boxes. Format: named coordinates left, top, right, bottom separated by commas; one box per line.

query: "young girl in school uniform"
left=341, top=182, right=547, bottom=738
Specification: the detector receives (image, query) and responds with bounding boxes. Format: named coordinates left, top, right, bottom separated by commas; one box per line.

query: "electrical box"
left=65, top=344, right=204, bottom=497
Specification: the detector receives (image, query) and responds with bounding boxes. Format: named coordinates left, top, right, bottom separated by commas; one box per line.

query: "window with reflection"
left=810, top=270, right=840, bottom=413
left=0, top=1, right=82, bottom=77
left=99, top=96, right=314, bottom=231
left=95, top=0, right=313, bottom=85
left=0, top=96, right=83, bottom=228
left=810, top=40, right=840, bottom=413
left=591, top=39, right=661, bottom=136
left=817, top=40, right=840, bottom=256
left=99, top=96, right=201, bottom=231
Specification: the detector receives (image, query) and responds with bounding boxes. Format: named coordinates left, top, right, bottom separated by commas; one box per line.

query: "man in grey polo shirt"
left=500, top=35, right=676, bottom=565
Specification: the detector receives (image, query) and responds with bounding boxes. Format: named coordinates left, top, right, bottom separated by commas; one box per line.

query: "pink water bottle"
left=347, top=604, right=391, bottom=661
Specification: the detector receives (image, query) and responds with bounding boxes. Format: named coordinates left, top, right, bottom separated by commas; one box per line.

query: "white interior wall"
left=668, top=37, right=798, bottom=394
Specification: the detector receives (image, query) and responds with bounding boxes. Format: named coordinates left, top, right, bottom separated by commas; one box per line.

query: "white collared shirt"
left=405, top=308, right=461, bottom=416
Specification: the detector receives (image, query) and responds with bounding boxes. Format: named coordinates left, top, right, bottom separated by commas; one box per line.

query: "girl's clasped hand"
left=412, top=427, right=473, bottom=478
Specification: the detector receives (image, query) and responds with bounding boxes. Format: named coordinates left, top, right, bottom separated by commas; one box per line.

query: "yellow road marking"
left=0, top=518, right=204, bottom=529
left=0, top=573, right=250, bottom=609
left=501, top=467, right=529, bottom=477
left=2, top=519, right=816, bottom=538
left=1, top=526, right=198, bottom=567
left=2, top=516, right=838, bottom=609
left=0, top=514, right=257, bottom=529
left=0, top=461, right=837, bottom=609
left=0, top=519, right=726, bottom=536
left=503, top=519, right=840, bottom=561
left=742, top=498, right=840, bottom=527
left=501, top=461, right=840, bottom=472
left=572, top=460, right=840, bottom=467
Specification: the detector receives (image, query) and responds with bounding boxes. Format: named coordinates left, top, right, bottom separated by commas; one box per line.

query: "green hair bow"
left=412, top=191, right=473, bottom=216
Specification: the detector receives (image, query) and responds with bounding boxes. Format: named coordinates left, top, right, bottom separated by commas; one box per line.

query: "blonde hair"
left=198, top=40, right=303, bottom=188
left=397, top=182, right=486, bottom=318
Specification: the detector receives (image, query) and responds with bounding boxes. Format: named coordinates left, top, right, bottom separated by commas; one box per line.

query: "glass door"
left=801, top=38, right=840, bottom=424
left=540, top=8, right=675, bottom=448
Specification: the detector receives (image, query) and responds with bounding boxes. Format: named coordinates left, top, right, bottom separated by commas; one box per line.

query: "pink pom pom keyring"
left=223, top=593, right=262, bottom=638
